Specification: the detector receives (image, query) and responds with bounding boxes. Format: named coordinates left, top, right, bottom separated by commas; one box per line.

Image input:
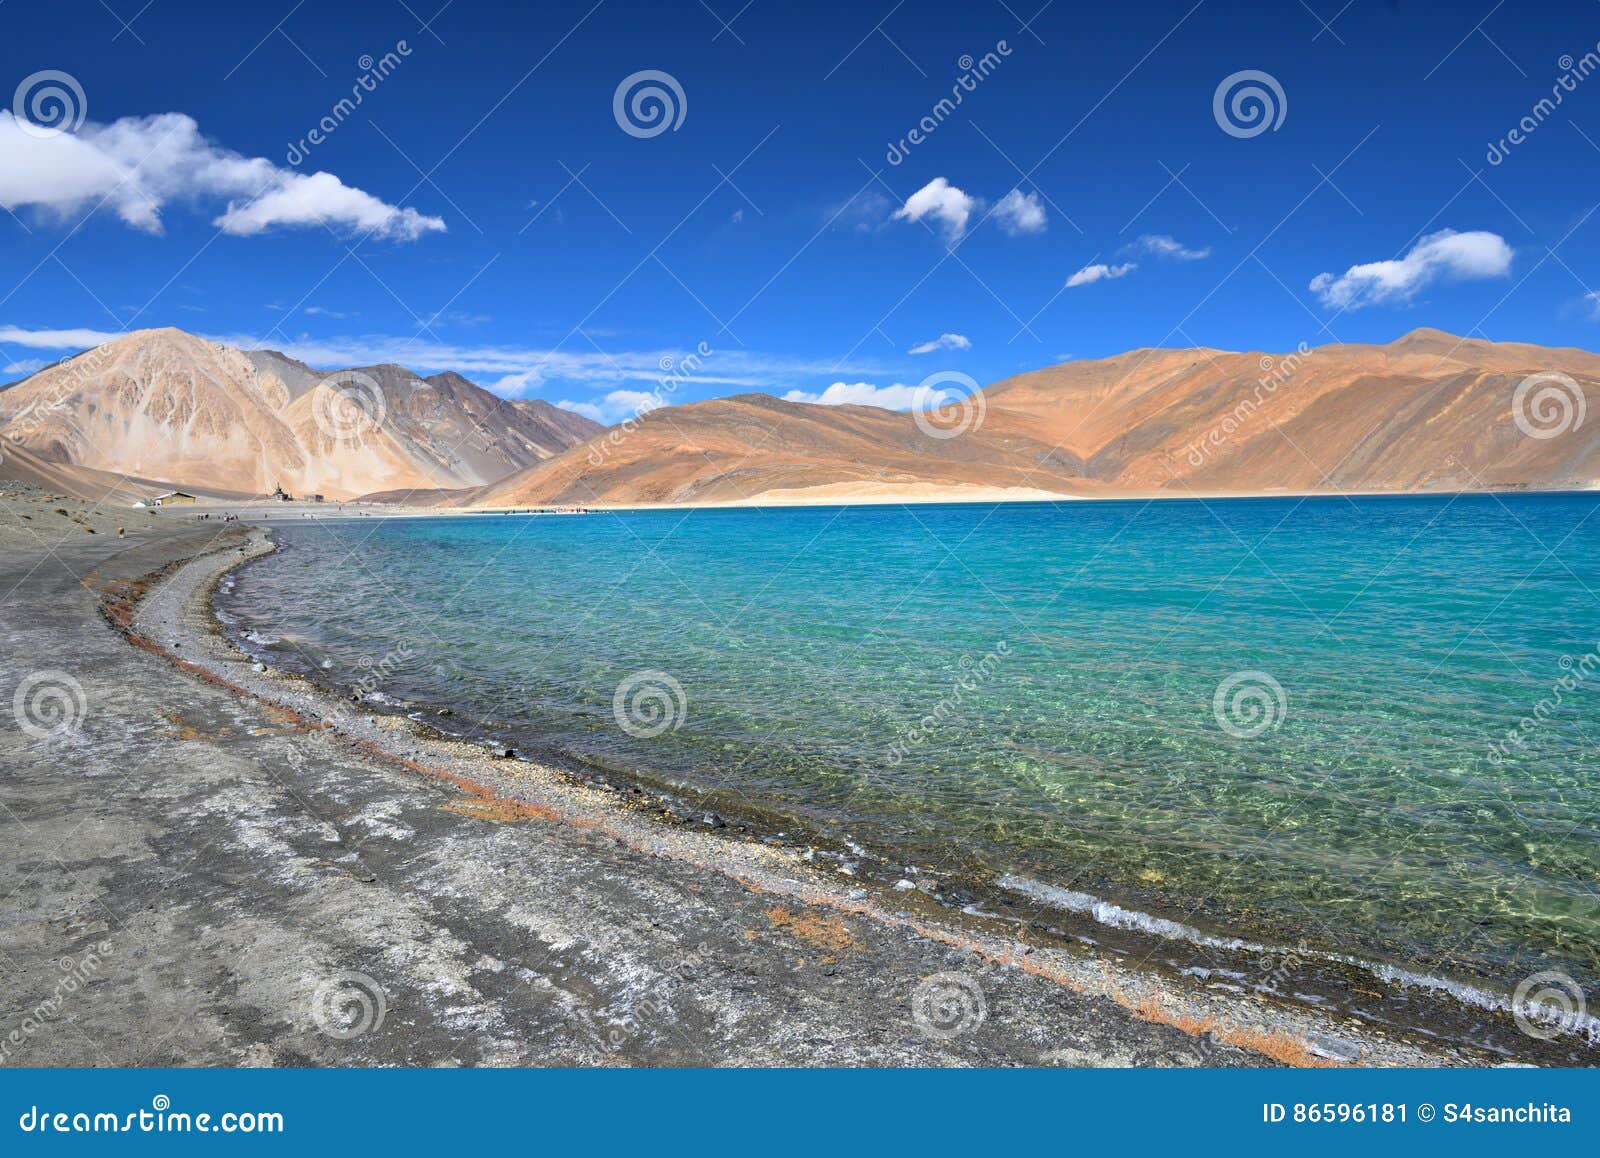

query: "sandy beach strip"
left=0, top=496, right=1488, bottom=1066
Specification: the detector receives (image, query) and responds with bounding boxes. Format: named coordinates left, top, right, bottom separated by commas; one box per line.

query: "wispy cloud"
left=557, top=390, right=665, bottom=424
left=1134, top=233, right=1210, bottom=260
left=0, top=323, right=890, bottom=399
left=1309, top=229, right=1512, bottom=309
left=1065, top=261, right=1136, bottom=288
left=907, top=332, right=971, bottom=355
left=0, top=111, right=443, bottom=240
left=992, top=189, right=1047, bottom=235
left=0, top=324, right=124, bottom=349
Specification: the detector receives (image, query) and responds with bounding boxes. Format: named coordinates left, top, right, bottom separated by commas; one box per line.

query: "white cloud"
left=782, top=381, right=930, bottom=409
left=892, top=177, right=978, bottom=242
left=1136, top=234, right=1210, bottom=260
left=4, top=359, right=46, bottom=375
left=557, top=400, right=606, bottom=423
left=1065, top=261, right=1136, bottom=288
left=908, top=332, right=971, bottom=355
left=556, top=390, right=664, bottom=424
left=0, top=111, right=443, bottom=240
left=0, top=323, right=891, bottom=401
left=992, top=189, right=1047, bottom=235
left=0, top=324, right=123, bottom=349
left=1309, top=229, right=1513, bottom=309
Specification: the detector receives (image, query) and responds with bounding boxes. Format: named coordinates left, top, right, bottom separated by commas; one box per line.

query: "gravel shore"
left=0, top=507, right=1487, bottom=1066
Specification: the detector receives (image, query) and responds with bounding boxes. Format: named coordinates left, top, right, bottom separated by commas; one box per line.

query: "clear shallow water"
left=222, top=495, right=1600, bottom=1011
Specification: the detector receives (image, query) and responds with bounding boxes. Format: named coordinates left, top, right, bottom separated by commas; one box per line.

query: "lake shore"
left=0, top=491, right=1520, bottom=1066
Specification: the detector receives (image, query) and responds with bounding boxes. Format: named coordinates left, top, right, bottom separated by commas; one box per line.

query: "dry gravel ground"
left=0, top=481, right=168, bottom=552
left=0, top=502, right=1475, bottom=1066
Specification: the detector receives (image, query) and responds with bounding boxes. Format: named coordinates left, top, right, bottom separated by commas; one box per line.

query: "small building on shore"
left=152, top=491, right=197, bottom=506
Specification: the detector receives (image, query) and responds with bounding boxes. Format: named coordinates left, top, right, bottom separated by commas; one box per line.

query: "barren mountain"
left=0, top=436, right=250, bottom=506
left=466, top=329, right=1600, bottom=507
left=0, top=329, right=603, bottom=500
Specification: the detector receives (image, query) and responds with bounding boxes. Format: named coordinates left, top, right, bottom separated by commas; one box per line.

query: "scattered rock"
left=1307, top=1035, right=1362, bottom=1062
left=702, top=812, right=726, bottom=829
left=893, top=879, right=916, bottom=891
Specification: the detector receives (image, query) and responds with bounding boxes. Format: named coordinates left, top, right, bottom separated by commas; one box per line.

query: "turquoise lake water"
left=221, top=494, right=1600, bottom=1022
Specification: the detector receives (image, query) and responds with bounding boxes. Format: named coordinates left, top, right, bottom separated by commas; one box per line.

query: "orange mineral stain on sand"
left=764, top=906, right=859, bottom=953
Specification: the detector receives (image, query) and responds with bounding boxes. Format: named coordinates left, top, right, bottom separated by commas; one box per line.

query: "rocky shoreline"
left=0, top=508, right=1490, bottom=1065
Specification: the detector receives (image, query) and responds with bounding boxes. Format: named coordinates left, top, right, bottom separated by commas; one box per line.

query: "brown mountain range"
left=0, top=328, right=601, bottom=501
left=465, top=328, right=1599, bottom=507
left=2, top=327, right=1595, bottom=507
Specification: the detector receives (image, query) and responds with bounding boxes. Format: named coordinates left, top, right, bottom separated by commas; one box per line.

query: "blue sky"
left=3, top=0, right=1600, bottom=420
